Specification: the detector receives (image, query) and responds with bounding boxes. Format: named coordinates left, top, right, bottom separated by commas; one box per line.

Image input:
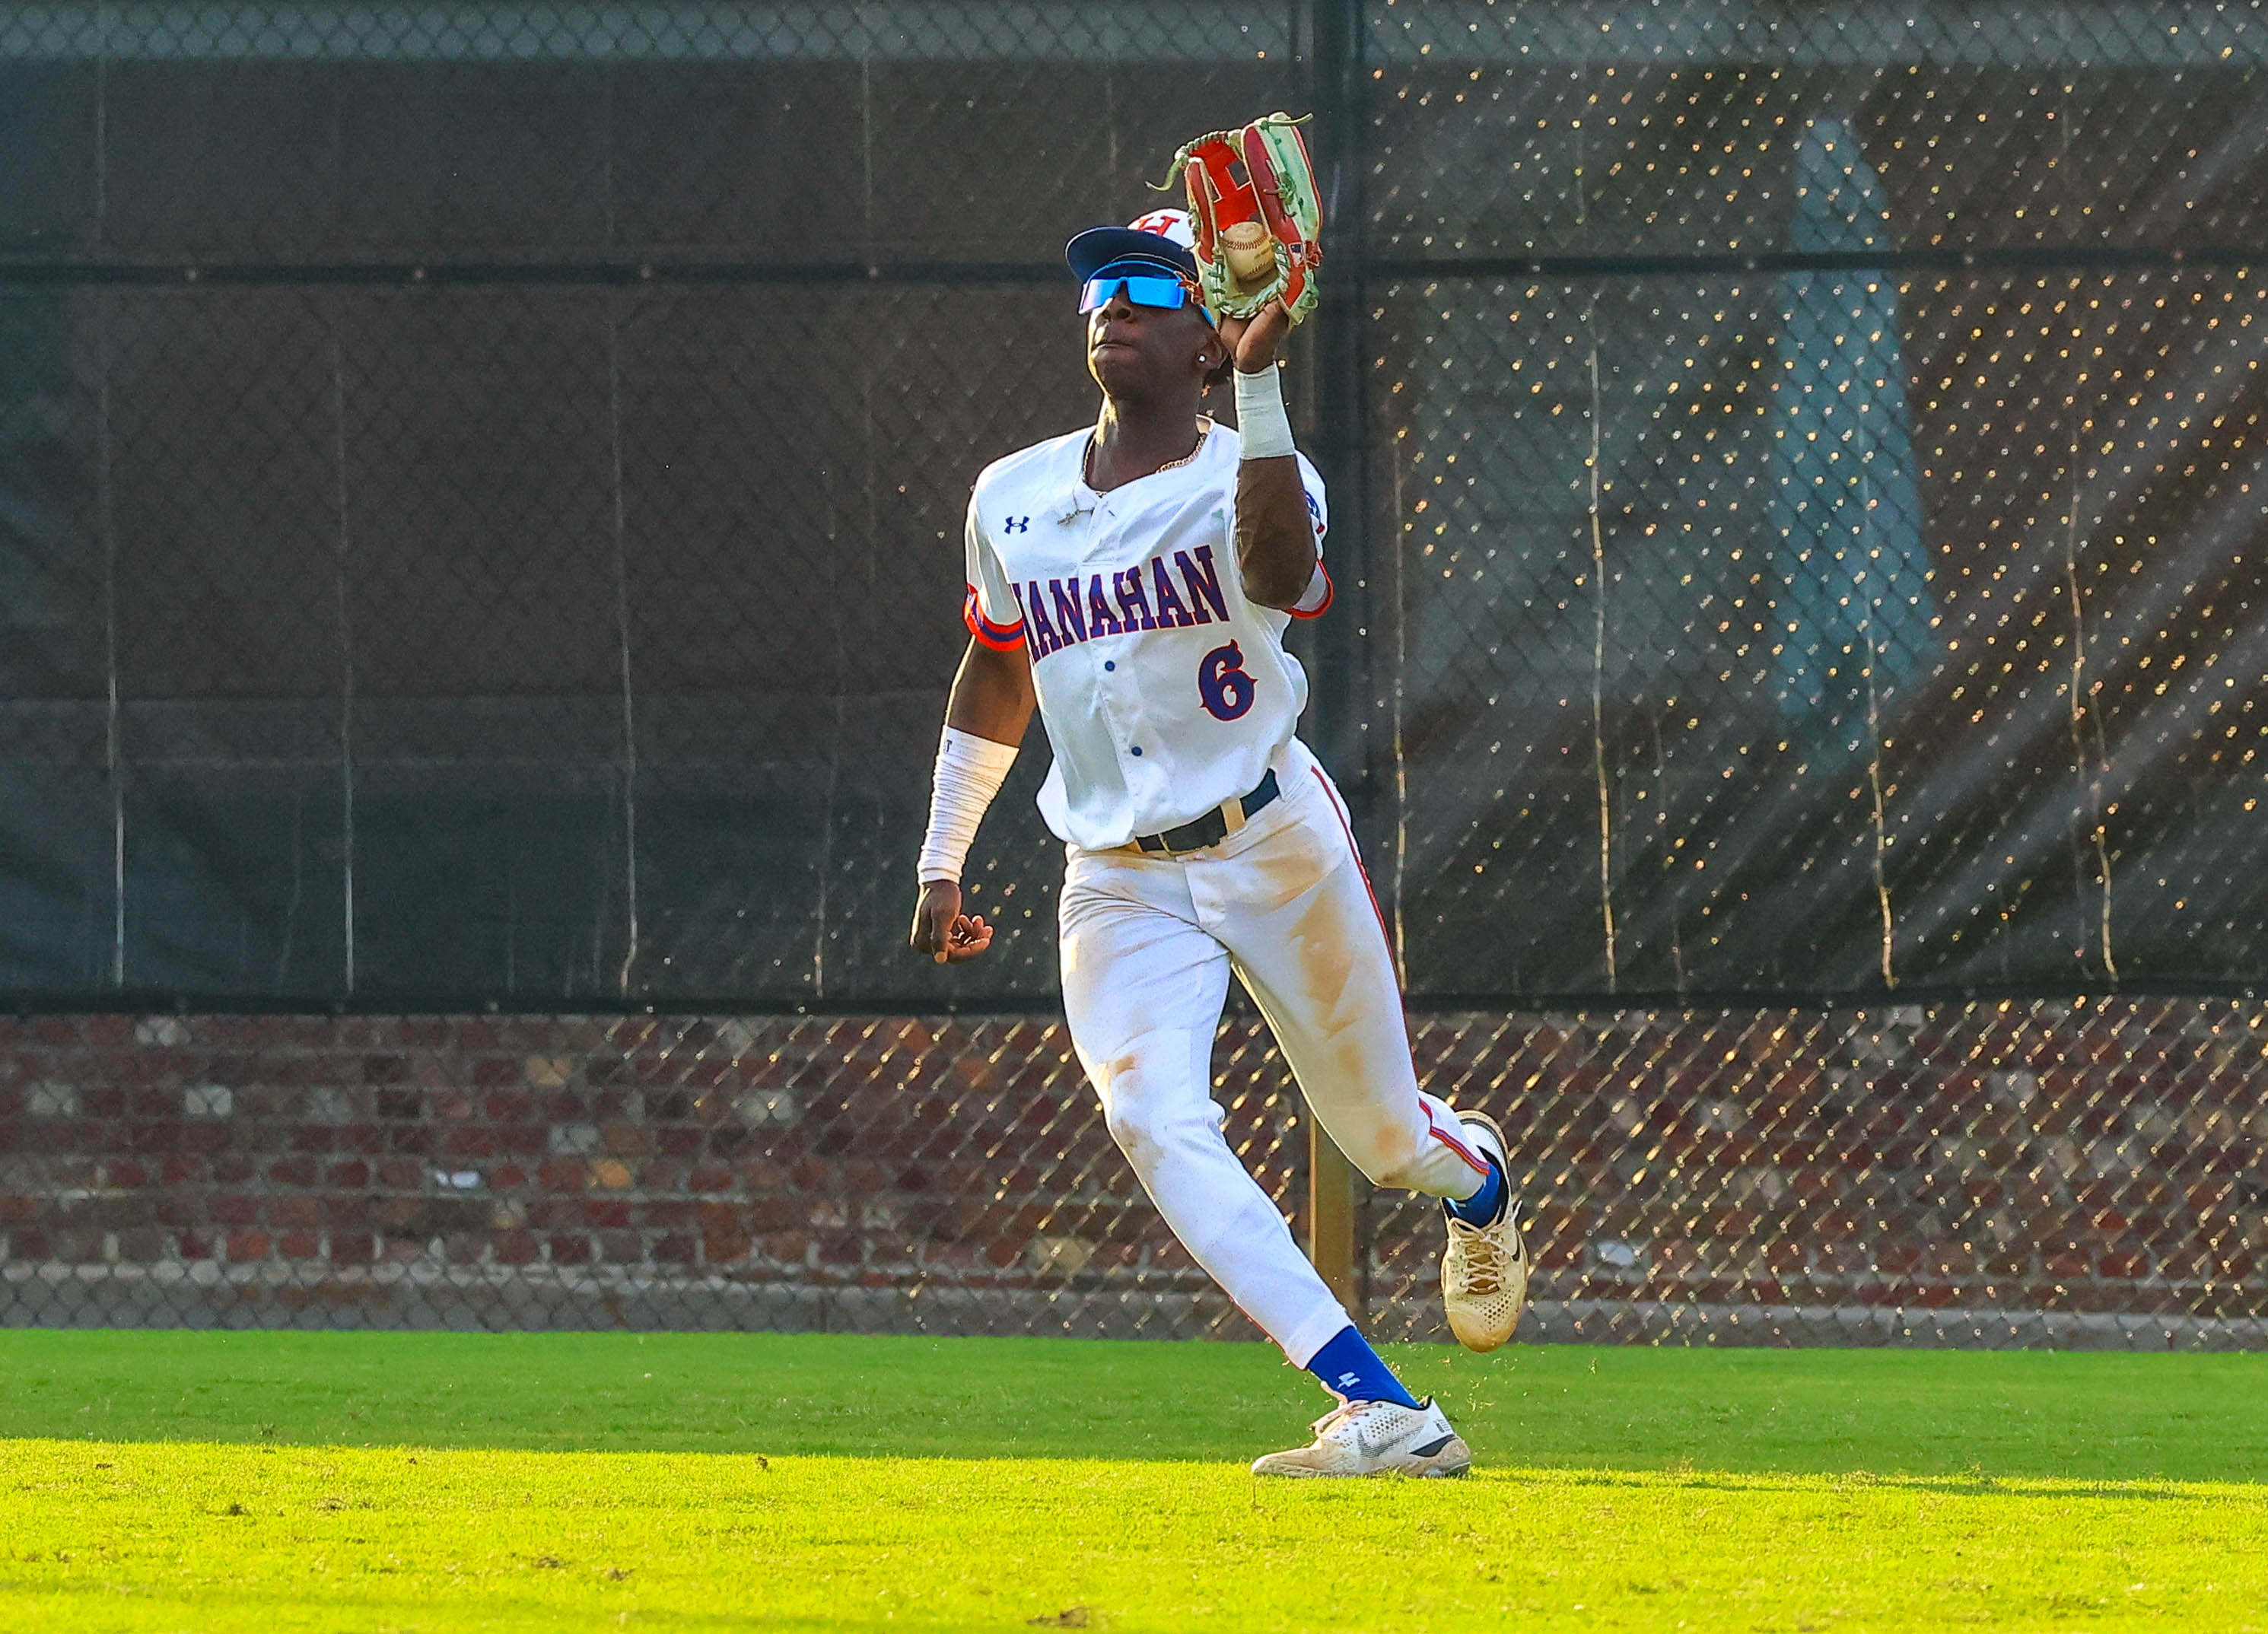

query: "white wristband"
left=918, top=726, right=1019, bottom=884
left=1234, top=363, right=1295, bottom=460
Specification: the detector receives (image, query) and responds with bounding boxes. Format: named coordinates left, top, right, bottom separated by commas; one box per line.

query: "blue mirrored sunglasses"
left=1078, top=273, right=1193, bottom=314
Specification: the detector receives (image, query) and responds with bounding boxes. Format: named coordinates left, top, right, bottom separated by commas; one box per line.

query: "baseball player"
left=909, top=209, right=1528, bottom=1477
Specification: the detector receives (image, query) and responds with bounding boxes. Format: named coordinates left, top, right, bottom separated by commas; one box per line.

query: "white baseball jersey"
left=962, top=417, right=1332, bottom=850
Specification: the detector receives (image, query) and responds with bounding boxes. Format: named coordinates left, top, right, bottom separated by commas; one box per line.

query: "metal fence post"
left=1306, top=0, right=1369, bottom=786
left=1303, top=0, right=1369, bottom=1317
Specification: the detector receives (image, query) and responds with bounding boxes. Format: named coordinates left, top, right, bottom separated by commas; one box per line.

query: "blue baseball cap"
left=1065, top=208, right=1201, bottom=283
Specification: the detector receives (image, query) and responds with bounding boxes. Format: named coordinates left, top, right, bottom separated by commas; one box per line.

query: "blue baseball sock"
left=1305, top=1324, right=1421, bottom=1409
left=1444, top=1156, right=1506, bottom=1227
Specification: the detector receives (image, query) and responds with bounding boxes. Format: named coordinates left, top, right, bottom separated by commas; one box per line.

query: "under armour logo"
left=1336, top=1371, right=1361, bottom=1388
left=1004, top=515, right=1030, bottom=534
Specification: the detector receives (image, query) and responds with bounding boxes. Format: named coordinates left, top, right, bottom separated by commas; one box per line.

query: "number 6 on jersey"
left=1198, top=641, right=1257, bottom=721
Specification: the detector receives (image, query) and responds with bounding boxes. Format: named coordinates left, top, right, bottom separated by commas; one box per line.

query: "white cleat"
left=1441, top=1108, right=1530, bottom=1353
left=1249, top=1397, right=1471, bottom=1479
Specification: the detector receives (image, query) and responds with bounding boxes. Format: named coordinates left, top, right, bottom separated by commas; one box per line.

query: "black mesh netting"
left=2, top=4, right=2265, bottom=1003
left=2, top=5, right=2266, bottom=1343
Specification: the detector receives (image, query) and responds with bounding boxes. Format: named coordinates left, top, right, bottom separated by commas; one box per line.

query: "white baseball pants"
left=1058, top=739, right=1490, bottom=1369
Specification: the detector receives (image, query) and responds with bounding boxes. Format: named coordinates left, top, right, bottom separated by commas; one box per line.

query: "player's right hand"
left=1217, top=296, right=1293, bottom=377
left=909, top=879, right=994, bottom=965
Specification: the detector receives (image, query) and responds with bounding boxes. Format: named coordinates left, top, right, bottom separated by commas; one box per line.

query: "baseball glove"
left=1160, top=112, right=1323, bottom=326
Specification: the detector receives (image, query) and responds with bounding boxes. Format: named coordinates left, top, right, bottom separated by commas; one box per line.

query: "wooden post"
left=1307, top=1121, right=1360, bottom=1317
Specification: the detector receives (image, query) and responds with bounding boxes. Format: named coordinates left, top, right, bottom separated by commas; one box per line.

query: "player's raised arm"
left=1217, top=300, right=1318, bottom=611
left=908, top=637, right=1034, bottom=965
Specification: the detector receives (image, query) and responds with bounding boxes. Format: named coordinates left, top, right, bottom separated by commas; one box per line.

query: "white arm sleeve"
left=1234, top=362, right=1296, bottom=459
left=917, top=727, right=1020, bottom=884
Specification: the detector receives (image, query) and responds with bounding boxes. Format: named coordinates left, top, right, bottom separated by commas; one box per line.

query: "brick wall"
left=0, top=1012, right=1290, bottom=1337
left=1373, top=1002, right=2268, bottom=1346
left=1, top=1001, right=2263, bottom=1346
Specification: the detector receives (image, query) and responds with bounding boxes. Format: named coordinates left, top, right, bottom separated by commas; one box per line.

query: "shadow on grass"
left=2, top=1329, right=2263, bottom=1485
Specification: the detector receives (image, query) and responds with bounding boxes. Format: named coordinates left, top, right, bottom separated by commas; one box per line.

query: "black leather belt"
left=1134, top=768, right=1280, bottom=856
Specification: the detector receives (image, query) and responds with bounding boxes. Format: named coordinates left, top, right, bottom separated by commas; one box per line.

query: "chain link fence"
left=3, top=999, right=2262, bottom=1345
left=3, top=3, right=2266, bottom=1343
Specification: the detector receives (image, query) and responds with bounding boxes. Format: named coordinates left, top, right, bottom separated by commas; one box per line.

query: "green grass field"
left=2, top=1330, right=2263, bottom=1632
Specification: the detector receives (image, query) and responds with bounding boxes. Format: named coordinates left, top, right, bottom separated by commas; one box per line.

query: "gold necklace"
left=1085, top=417, right=1211, bottom=488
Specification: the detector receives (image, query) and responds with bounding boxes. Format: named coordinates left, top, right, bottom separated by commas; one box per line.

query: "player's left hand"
left=1217, top=297, right=1293, bottom=377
